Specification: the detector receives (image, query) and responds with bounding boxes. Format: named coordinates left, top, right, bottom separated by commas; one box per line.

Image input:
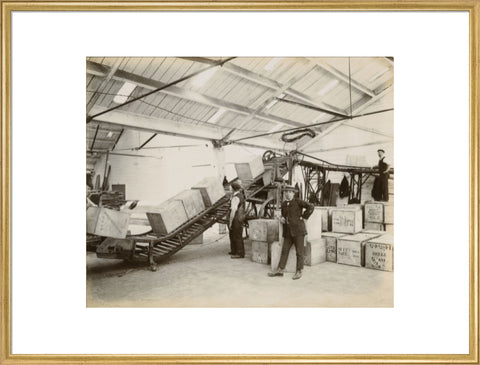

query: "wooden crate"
left=362, top=229, right=387, bottom=236
left=235, top=156, right=265, bottom=181
left=364, top=202, right=384, bottom=223
left=171, top=189, right=205, bottom=219
left=337, top=233, right=381, bottom=267
left=87, top=207, right=130, bottom=239
left=384, top=204, right=394, bottom=224
left=317, top=207, right=333, bottom=232
left=305, top=207, right=323, bottom=240
left=271, top=241, right=297, bottom=272
left=364, top=222, right=385, bottom=231
left=332, top=207, right=363, bottom=234
left=385, top=223, right=394, bottom=234
left=248, top=219, right=279, bottom=242
left=322, top=232, right=348, bottom=262
left=304, top=238, right=326, bottom=266
left=225, top=164, right=238, bottom=183
left=146, top=200, right=189, bottom=235
left=252, top=240, right=271, bottom=264
left=191, top=176, right=226, bottom=207
left=365, top=234, right=394, bottom=271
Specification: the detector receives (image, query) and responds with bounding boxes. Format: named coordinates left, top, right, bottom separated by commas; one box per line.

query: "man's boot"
left=292, top=270, right=302, bottom=280
left=268, top=268, right=284, bottom=277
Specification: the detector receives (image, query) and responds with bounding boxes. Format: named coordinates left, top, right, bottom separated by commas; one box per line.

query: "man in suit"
left=268, top=185, right=314, bottom=280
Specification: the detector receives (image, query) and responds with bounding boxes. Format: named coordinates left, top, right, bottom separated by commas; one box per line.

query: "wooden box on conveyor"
left=171, top=189, right=205, bottom=219
left=235, top=156, right=265, bottom=181
left=87, top=207, right=130, bottom=239
left=146, top=200, right=189, bottom=235
left=191, top=176, right=226, bottom=207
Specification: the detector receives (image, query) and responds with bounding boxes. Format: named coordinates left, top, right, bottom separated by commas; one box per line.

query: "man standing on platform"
left=268, top=185, right=314, bottom=280
left=372, top=149, right=391, bottom=202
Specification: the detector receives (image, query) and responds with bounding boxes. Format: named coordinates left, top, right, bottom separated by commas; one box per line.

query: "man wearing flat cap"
left=268, top=185, right=314, bottom=280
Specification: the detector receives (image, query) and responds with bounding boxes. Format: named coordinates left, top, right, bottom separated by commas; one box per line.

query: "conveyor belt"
left=96, top=178, right=266, bottom=265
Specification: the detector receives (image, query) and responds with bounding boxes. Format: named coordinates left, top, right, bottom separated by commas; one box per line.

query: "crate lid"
left=362, top=230, right=386, bottom=235
left=369, top=234, right=394, bottom=244
left=340, top=232, right=381, bottom=242
left=332, top=206, right=362, bottom=212
left=322, top=232, right=350, bottom=238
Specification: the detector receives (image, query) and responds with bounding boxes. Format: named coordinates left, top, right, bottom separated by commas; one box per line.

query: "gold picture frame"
left=1, top=1, right=479, bottom=363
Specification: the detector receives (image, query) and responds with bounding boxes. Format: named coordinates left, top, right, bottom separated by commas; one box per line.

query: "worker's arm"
left=229, top=196, right=240, bottom=228
left=383, top=161, right=391, bottom=174
left=300, top=200, right=314, bottom=220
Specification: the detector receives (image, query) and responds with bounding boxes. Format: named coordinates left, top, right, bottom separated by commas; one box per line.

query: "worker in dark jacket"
left=373, top=149, right=390, bottom=202
left=228, top=181, right=246, bottom=259
left=268, top=185, right=314, bottom=280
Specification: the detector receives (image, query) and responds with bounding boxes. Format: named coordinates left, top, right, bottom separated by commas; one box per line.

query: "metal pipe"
left=277, top=98, right=348, bottom=119
left=137, top=133, right=157, bottom=150
left=112, top=128, right=124, bottom=150
left=89, top=124, right=99, bottom=152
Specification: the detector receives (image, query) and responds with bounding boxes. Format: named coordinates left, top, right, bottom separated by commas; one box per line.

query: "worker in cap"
left=268, top=184, right=314, bottom=280
left=372, top=149, right=390, bottom=201
left=228, top=181, right=246, bottom=258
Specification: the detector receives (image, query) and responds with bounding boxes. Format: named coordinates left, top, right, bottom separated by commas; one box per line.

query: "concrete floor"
left=87, top=228, right=393, bottom=308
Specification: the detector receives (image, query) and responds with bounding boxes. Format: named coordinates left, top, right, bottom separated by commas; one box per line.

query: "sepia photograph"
left=86, top=57, right=394, bottom=307
left=2, top=3, right=476, bottom=362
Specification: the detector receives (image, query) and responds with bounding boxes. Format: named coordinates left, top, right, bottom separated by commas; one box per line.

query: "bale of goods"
left=171, top=189, right=205, bottom=219
left=332, top=207, right=363, bottom=234
left=304, top=238, right=326, bottom=266
left=322, top=232, right=348, bottom=262
left=364, top=202, right=384, bottom=223
left=235, top=156, right=265, bottom=181
left=305, top=208, right=323, bottom=240
left=365, top=234, right=394, bottom=271
left=337, top=232, right=381, bottom=267
left=191, top=176, right=226, bottom=207
left=146, top=200, right=189, bottom=235
left=248, top=219, right=279, bottom=242
left=252, top=240, right=271, bottom=264
left=364, top=222, right=385, bottom=231
left=271, top=241, right=297, bottom=273
left=87, top=207, right=130, bottom=239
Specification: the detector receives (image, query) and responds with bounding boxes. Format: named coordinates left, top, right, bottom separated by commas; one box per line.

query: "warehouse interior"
left=86, top=57, right=394, bottom=307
